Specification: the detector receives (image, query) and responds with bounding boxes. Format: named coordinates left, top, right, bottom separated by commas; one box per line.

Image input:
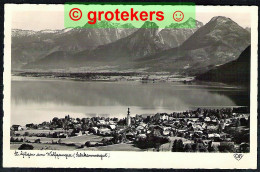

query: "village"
left=10, top=107, right=250, bottom=153
left=14, top=71, right=195, bottom=83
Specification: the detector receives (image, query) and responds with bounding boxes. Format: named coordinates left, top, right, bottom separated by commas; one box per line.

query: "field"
left=79, top=143, right=144, bottom=151
left=10, top=143, right=78, bottom=150
left=11, top=128, right=144, bottom=151
left=61, top=135, right=111, bottom=144
left=12, top=136, right=60, bottom=143
left=11, top=129, right=132, bottom=151
left=15, top=129, right=64, bottom=135
left=12, top=133, right=111, bottom=146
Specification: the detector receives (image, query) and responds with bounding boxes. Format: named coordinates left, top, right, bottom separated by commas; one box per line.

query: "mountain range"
left=135, top=16, right=250, bottom=75
left=12, top=18, right=203, bottom=69
left=12, top=21, right=138, bottom=68
left=12, top=16, right=250, bottom=77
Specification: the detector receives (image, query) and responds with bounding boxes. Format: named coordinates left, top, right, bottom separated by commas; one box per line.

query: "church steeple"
left=127, top=108, right=131, bottom=126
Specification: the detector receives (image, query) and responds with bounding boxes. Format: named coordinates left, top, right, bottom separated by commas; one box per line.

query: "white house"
left=98, top=128, right=111, bottom=136
left=11, top=125, right=23, bottom=131
left=160, top=114, right=169, bottom=121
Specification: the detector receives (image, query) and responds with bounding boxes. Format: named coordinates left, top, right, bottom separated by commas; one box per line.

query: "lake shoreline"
left=11, top=71, right=247, bottom=90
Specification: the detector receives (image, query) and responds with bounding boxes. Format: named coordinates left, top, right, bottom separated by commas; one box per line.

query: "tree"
left=209, top=145, right=219, bottom=152
left=18, top=144, right=34, bottom=150
left=235, top=119, right=241, bottom=128
left=172, top=140, right=178, bottom=152
left=197, top=143, right=208, bottom=152
left=10, top=137, right=15, bottom=142
left=81, top=123, right=89, bottom=131
left=240, top=118, right=247, bottom=126
left=57, top=119, right=63, bottom=128
left=76, top=118, right=81, bottom=123
left=52, top=117, right=59, bottom=124
left=24, top=132, right=29, bottom=136
left=58, top=139, right=62, bottom=144
left=218, top=142, right=235, bottom=152
left=184, top=144, right=193, bottom=152
left=85, top=141, right=91, bottom=147
left=177, top=140, right=184, bottom=152
left=63, top=118, right=69, bottom=134
left=172, top=139, right=184, bottom=152
left=240, top=143, right=250, bottom=153
left=192, top=143, right=199, bottom=152
left=35, top=139, right=41, bottom=143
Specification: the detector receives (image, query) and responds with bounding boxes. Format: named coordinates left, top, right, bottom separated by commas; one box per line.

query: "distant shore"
left=12, top=71, right=194, bottom=82
left=12, top=71, right=247, bottom=90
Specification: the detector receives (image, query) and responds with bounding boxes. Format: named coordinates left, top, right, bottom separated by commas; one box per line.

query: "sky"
left=11, top=5, right=251, bottom=31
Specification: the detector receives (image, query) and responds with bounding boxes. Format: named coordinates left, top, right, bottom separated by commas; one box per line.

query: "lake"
left=11, top=76, right=249, bottom=125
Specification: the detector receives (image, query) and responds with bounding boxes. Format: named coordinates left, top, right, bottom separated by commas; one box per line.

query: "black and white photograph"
left=2, top=4, right=258, bottom=169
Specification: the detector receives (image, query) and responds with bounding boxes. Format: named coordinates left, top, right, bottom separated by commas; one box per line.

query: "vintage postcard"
left=3, top=3, right=258, bottom=169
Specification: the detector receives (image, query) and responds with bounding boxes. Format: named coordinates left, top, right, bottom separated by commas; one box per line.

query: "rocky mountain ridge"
left=12, top=19, right=204, bottom=69
left=135, top=16, right=250, bottom=75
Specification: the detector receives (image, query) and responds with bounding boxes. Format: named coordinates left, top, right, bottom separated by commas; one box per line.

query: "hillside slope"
left=196, top=46, right=250, bottom=86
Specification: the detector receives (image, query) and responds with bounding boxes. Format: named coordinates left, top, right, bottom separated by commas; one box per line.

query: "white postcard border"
left=3, top=4, right=258, bottom=169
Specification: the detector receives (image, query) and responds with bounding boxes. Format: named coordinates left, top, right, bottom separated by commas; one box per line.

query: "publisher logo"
left=233, top=153, right=244, bottom=161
